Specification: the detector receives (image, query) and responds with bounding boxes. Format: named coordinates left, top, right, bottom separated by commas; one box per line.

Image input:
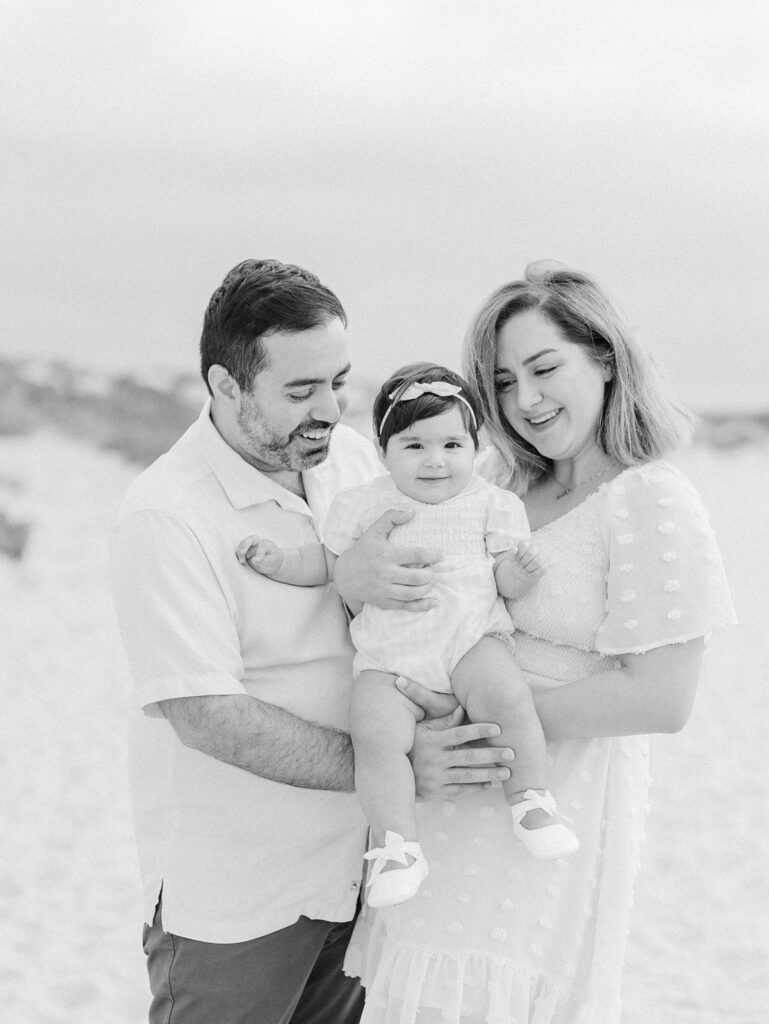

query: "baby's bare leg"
left=452, top=636, right=547, bottom=808
left=350, top=670, right=422, bottom=846
left=453, top=637, right=579, bottom=857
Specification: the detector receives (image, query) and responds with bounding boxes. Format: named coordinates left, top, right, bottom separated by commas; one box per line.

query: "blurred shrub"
left=98, top=375, right=201, bottom=464
left=1, top=357, right=765, bottom=466
left=0, top=507, right=30, bottom=560
left=693, top=413, right=769, bottom=450
left=0, top=358, right=380, bottom=466
left=0, top=359, right=202, bottom=465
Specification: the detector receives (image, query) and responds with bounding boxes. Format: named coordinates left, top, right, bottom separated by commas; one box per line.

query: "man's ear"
left=208, top=364, right=240, bottom=401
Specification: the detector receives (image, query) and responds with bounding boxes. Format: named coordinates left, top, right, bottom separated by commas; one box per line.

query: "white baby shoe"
left=511, top=789, right=580, bottom=860
left=364, top=831, right=429, bottom=908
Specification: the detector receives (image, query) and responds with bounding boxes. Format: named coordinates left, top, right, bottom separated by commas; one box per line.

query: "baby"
left=237, top=363, right=578, bottom=907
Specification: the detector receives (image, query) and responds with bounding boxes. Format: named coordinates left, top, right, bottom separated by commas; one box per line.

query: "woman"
left=339, top=263, right=735, bottom=1024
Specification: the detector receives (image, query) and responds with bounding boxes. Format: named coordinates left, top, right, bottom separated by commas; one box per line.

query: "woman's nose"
left=516, top=377, right=543, bottom=410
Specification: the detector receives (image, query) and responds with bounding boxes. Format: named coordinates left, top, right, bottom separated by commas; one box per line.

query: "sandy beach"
left=1, top=431, right=766, bottom=1024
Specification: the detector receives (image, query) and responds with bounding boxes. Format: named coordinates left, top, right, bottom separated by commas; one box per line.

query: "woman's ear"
left=602, top=363, right=613, bottom=383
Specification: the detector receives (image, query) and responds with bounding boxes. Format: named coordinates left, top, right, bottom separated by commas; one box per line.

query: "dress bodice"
left=510, top=485, right=612, bottom=683
left=508, top=461, right=735, bottom=684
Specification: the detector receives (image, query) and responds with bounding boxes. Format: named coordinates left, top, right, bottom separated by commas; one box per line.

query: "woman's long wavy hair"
left=463, top=262, right=694, bottom=495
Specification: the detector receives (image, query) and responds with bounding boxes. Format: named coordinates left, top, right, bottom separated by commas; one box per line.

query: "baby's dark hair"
left=373, top=362, right=483, bottom=451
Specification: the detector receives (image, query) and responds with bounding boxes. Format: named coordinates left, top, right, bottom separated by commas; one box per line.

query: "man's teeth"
left=529, top=410, right=559, bottom=425
left=300, top=429, right=330, bottom=439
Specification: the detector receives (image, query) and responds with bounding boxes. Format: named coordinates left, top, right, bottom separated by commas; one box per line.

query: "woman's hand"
left=333, top=509, right=443, bottom=612
left=398, top=677, right=515, bottom=799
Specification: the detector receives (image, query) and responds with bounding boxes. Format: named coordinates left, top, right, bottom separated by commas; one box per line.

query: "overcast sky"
left=4, top=0, right=768, bottom=411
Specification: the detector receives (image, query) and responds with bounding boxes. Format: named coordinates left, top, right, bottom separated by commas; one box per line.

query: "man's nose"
left=311, top=387, right=341, bottom=424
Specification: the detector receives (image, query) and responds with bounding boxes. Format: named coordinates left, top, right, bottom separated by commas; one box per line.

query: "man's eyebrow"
left=494, top=348, right=558, bottom=374
left=283, top=364, right=352, bottom=388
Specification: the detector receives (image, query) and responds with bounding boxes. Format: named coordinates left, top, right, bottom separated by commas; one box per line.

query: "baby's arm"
left=236, top=535, right=337, bottom=587
left=494, top=540, right=547, bottom=600
left=486, top=490, right=546, bottom=601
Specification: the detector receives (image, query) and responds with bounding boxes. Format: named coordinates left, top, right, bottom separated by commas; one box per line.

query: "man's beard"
left=237, top=398, right=334, bottom=472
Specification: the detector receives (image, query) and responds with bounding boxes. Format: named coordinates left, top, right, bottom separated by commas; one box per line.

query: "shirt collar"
left=191, top=401, right=313, bottom=516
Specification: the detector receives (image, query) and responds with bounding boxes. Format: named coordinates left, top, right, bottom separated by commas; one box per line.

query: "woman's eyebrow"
left=523, top=348, right=557, bottom=365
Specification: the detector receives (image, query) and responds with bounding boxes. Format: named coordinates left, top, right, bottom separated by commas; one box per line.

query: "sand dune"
left=0, top=431, right=766, bottom=1024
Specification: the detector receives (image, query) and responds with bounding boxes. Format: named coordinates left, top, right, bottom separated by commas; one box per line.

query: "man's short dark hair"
left=200, top=259, right=347, bottom=394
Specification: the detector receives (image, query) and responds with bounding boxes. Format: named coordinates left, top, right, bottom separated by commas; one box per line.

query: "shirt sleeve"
left=110, top=508, right=248, bottom=711
left=320, top=487, right=367, bottom=556
left=595, top=464, right=737, bottom=655
left=485, top=485, right=532, bottom=555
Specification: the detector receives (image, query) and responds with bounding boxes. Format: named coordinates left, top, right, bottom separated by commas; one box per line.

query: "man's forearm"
left=158, top=693, right=355, bottom=791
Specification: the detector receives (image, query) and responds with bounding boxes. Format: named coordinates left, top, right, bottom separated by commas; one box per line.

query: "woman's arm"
left=533, top=638, right=704, bottom=741
left=398, top=639, right=704, bottom=744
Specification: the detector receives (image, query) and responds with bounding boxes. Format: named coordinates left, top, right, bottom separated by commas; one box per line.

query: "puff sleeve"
left=595, top=464, right=736, bottom=655
left=485, top=484, right=532, bottom=555
left=320, top=486, right=369, bottom=556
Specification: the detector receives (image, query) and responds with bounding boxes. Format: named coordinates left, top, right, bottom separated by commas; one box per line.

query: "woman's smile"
left=525, top=408, right=562, bottom=429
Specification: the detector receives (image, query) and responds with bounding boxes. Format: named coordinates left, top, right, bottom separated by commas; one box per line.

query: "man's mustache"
left=291, top=420, right=336, bottom=436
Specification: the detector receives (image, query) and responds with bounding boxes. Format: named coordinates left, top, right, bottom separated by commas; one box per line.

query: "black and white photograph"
left=2, top=3, right=767, bottom=1022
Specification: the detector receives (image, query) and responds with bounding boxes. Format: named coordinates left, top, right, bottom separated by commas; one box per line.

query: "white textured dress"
left=345, top=461, right=736, bottom=1024
left=322, top=474, right=531, bottom=692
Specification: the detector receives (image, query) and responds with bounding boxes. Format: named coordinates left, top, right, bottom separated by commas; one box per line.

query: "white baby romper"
left=322, top=473, right=531, bottom=692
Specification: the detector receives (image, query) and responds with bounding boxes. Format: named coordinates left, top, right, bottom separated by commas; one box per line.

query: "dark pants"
left=143, top=898, right=365, bottom=1024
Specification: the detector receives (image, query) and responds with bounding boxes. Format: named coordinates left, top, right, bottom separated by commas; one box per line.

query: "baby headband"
left=378, top=380, right=478, bottom=436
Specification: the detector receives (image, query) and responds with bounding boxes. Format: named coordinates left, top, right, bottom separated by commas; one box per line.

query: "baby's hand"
left=236, top=535, right=285, bottom=576
left=494, top=540, right=547, bottom=600
left=511, top=540, right=547, bottom=579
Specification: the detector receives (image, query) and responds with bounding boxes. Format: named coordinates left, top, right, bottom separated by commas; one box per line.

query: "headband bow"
left=394, top=381, right=462, bottom=401
left=378, top=379, right=477, bottom=437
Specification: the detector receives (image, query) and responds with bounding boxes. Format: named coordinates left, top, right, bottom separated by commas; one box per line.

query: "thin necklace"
left=554, top=462, right=616, bottom=500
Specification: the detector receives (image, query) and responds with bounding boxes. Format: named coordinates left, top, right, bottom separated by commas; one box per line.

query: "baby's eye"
left=404, top=442, right=423, bottom=450
left=445, top=442, right=464, bottom=449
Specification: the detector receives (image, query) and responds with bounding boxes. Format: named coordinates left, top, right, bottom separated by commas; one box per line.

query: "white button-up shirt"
left=110, top=403, right=382, bottom=942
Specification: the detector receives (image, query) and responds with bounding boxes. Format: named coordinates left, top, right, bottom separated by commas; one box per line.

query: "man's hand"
left=333, top=509, right=443, bottom=612
left=399, top=677, right=514, bottom=799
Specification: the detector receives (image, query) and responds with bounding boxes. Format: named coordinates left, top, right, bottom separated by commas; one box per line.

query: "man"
left=110, top=259, right=514, bottom=1024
